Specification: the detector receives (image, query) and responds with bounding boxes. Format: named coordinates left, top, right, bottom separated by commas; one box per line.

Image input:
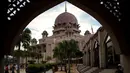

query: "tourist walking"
left=11, top=64, right=15, bottom=73
left=115, top=64, right=123, bottom=73
left=5, top=64, right=9, bottom=73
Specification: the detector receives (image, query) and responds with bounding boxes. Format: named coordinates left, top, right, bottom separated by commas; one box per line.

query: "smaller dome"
left=55, top=12, right=78, bottom=24
left=42, top=30, right=48, bottom=36
left=84, top=30, right=91, bottom=35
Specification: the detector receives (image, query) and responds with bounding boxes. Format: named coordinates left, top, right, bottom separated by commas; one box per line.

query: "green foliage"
left=53, top=39, right=80, bottom=73
left=46, top=56, right=51, bottom=61
left=28, top=63, right=56, bottom=73
left=13, top=50, right=24, bottom=57
left=75, top=50, right=83, bottom=58
left=41, top=61, right=47, bottom=64
left=53, top=39, right=80, bottom=59
left=28, top=60, right=36, bottom=64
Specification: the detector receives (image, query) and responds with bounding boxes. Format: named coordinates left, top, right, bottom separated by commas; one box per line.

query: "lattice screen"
left=7, top=0, right=30, bottom=20
left=100, top=0, right=122, bottom=22
left=7, top=0, right=122, bottom=22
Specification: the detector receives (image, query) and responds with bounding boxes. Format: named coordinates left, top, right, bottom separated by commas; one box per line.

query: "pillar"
left=90, top=49, right=94, bottom=66
left=83, top=54, right=86, bottom=65
left=84, top=53, right=86, bottom=66
left=86, top=51, right=89, bottom=66
left=120, top=55, right=130, bottom=73
left=0, top=56, right=4, bottom=73
left=88, top=50, right=91, bottom=66
left=112, top=46, right=115, bottom=63
left=98, top=31, right=106, bottom=68
left=90, top=40, right=94, bottom=67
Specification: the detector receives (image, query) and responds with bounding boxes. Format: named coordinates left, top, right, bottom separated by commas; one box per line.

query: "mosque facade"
left=21, top=10, right=120, bottom=69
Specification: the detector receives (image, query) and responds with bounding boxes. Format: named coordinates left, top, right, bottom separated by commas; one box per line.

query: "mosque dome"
left=55, top=12, right=78, bottom=24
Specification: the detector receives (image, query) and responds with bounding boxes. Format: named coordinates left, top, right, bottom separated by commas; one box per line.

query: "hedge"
left=27, top=63, right=57, bottom=73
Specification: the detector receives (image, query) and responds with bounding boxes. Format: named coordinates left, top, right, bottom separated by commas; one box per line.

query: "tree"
left=36, top=53, right=42, bottom=63
left=14, top=34, right=22, bottom=73
left=75, top=50, right=83, bottom=65
left=53, top=39, right=79, bottom=73
left=14, top=28, right=31, bottom=73
left=46, top=56, right=52, bottom=61
left=66, top=39, right=79, bottom=73
left=53, top=45, right=65, bottom=71
left=22, top=28, right=31, bottom=64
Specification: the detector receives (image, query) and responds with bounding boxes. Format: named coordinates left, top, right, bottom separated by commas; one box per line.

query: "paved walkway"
left=8, top=64, right=79, bottom=73
left=55, top=64, right=79, bottom=73
left=8, top=69, right=53, bottom=73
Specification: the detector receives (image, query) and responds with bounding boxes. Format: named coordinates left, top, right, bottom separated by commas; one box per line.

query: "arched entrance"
left=2, top=0, right=130, bottom=73
left=5, top=0, right=124, bottom=55
left=104, top=35, right=120, bottom=68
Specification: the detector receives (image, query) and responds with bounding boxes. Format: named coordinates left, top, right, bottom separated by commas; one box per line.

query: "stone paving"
left=8, top=69, right=53, bottom=73
left=99, top=69, right=116, bottom=73
left=55, top=64, right=79, bottom=73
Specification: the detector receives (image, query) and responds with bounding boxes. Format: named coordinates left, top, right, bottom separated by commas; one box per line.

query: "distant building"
left=25, top=11, right=119, bottom=68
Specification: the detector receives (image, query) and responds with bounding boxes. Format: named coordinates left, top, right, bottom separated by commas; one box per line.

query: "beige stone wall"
left=82, top=27, right=118, bottom=69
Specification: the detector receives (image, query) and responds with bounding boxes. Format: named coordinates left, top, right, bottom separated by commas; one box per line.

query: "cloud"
left=26, top=1, right=101, bottom=42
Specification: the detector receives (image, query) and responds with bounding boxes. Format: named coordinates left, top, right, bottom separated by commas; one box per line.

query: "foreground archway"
left=2, top=0, right=130, bottom=73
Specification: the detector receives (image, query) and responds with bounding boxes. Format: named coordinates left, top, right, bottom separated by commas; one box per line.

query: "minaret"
left=65, top=1, right=67, bottom=12
left=91, top=25, right=94, bottom=34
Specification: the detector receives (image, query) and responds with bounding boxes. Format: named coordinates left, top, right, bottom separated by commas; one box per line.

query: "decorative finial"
left=65, top=1, right=67, bottom=12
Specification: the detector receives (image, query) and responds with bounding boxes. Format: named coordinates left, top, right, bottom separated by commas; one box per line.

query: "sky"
left=26, top=1, right=101, bottom=43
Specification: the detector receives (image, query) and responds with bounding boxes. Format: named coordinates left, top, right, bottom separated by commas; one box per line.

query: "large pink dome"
left=55, top=12, right=78, bottom=24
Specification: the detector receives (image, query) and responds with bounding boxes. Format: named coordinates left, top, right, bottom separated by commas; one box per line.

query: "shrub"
left=28, top=63, right=56, bottom=73
left=41, top=61, right=47, bottom=64
left=28, top=60, right=36, bottom=64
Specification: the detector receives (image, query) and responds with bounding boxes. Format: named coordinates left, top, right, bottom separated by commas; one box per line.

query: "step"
left=77, top=65, right=86, bottom=71
left=84, top=67, right=98, bottom=73
left=99, top=69, right=116, bottom=73
left=80, top=66, right=91, bottom=73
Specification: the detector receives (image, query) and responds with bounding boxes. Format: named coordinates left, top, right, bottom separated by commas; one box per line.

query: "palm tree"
left=14, top=28, right=31, bottom=73
left=14, top=34, right=22, bottom=73
left=22, top=28, right=31, bottom=64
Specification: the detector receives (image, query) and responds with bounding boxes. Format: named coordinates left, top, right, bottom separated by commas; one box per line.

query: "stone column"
left=0, top=56, right=4, bottom=73
left=88, top=50, right=91, bottom=66
left=98, top=31, right=106, bottom=68
left=85, top=52, right=88, bottom=66
left=83, top=54, right=86, bottom=65
left=90, top=49, right=94, bottom=66
left=112, top=47, right=115, bottom=63
left=86, top=51, right=90, bottom=66
left=90, top=40, right=94, bottom=67
left=120, top=55, right=130, bottom=73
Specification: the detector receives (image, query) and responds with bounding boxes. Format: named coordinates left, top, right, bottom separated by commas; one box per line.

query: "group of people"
left=115, top=64, right=124, bottom=73
left=4, top=64, right=18, bottom=73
